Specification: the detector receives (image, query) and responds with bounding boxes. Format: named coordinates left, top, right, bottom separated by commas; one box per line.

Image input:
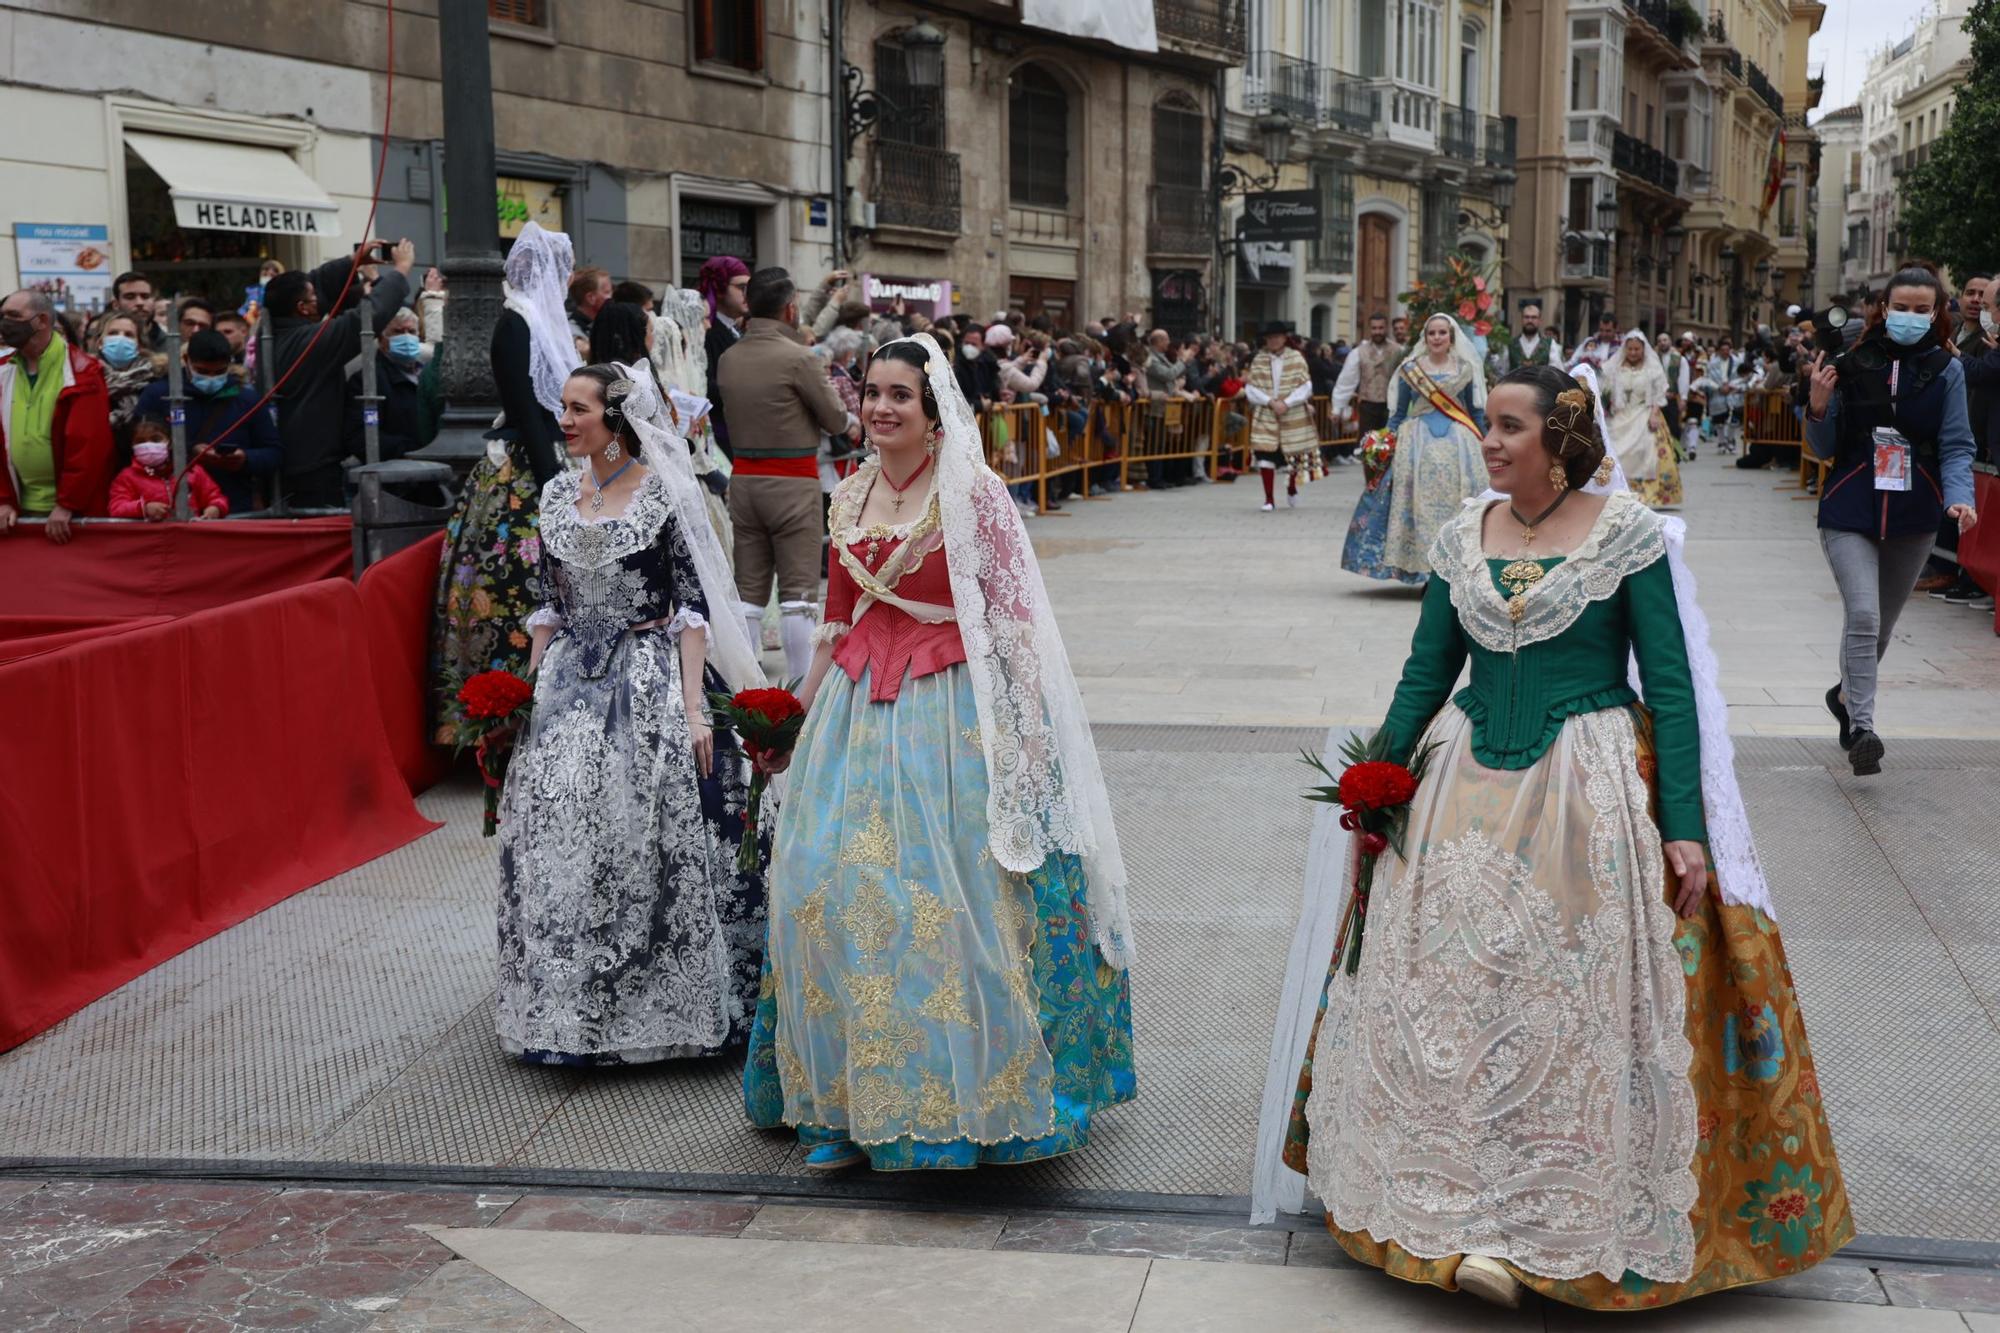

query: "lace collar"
left=830, top=457, right=941, bottom=546
left=541, top=468, right=672, bottom=568
left=1432, top=491, right=1665, bottom=653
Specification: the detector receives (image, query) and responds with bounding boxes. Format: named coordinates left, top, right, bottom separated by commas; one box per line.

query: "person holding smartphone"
left=264, top=237, right=414, bottom=507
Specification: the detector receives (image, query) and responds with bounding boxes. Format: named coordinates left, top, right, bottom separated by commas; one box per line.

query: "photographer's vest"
left=1819, top=337, right=1952, bottom=540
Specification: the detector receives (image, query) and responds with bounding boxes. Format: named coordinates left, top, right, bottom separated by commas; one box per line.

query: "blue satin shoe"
left=798, top=1126, right=866, bottom=1174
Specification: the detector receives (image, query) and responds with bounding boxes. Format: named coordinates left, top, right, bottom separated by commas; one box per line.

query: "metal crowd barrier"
left=967, top=392, right=1361, bottom=515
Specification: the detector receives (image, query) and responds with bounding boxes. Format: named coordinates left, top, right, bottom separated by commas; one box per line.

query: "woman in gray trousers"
left=1804, top=264, right=1979, bottom=776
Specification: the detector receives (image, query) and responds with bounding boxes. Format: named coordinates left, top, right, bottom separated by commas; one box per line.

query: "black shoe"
left=1826, top=685, right=1853, bottom=750
left=1849, top=729, right=1885, bottom=776
left=1944, top=580, right=1984, bottom=604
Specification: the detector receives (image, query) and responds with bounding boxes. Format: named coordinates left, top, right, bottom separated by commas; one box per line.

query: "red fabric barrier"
left=0, top=576, right=441, bottom=1051
left=357, top=533, right=452, bottom=794
left=0, top=517, right=351, bottom=622
left=1958, top=472, right=2000, bottom=636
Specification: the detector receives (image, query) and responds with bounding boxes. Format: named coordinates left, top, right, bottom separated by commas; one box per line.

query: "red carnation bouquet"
left=452, top=670, right=536, bottom=836
left=1304, top=731, right=1441, bottom=975
left=708, top=683, right=808, bottom=874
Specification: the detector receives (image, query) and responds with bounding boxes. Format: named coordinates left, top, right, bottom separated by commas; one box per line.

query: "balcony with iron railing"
left=1154, top=0, right=1246, bottom=62
left=1624, top=0, right=1702, bottom=60
left=1311, top=68, right=1376, bottom=136
left=871, top=142, right=963, bottom=235
left=1613, top=130, right=1681, bottom=194
left=1242, top=51, right=1320, bottom=123
left=1148, top=184, right=1214, bottom=257
left=1745, top=61, right=1784, bottom=116
left=1440, top=105, right=1478, bottom=161
left=1483, top=114, right=1518, bottom=167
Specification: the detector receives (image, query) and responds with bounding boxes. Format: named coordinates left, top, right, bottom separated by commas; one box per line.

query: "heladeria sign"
left=179, top=199, right=337, bottom=235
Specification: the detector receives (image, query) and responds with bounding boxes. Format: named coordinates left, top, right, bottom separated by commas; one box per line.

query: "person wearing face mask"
left=0, top=287, right=115, bottom=542
left=1963, top=294, right=2000, bottom=465
left=342, top=307, right=439, bottom=463
left=1804, top=264, right=1980, bottom=777
left=91, top=310, right=164, bottom=463
left=108, top=418, right=227, bottom=521
left=131, top=330, right=282, bottom=515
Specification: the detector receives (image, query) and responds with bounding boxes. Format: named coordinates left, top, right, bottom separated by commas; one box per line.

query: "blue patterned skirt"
left=1340, top=474, right=1427, bottom=585
left=743, top=663, right=1136, bottom=1169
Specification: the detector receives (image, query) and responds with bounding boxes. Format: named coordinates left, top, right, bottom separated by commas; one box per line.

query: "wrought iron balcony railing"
left=1312, top=69, right=1376, bottom=136
left=1155, top=0, right=1246, bottom=59
left=1242, top=50, right=1320, bottom=123
left=1483, top=114, right=1518, bottom=168
left=1148, top=184, right=1214, bottom=257
left=1613, top=130, right=1680, bottom=193
left=1746, top=60, right=1784, bottom=115
left=871, top=142, right=962, bottom=234
left=1440, top=105, right=1478, bottom=161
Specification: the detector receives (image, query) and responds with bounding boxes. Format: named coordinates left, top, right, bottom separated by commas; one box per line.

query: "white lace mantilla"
left=1432, top=491, right=1666, bottom=654
left=1305, top=705, right=1699, bottom=1284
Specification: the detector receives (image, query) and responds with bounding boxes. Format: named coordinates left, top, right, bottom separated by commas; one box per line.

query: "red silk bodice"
left=824, top=532, right=967, bottom=702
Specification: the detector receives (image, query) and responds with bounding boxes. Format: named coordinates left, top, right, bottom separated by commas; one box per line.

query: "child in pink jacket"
left=108, top=419, right=227, bottom=520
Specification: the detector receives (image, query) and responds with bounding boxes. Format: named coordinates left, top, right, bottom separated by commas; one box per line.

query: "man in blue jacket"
left=133, top=329, right=280, bottom=514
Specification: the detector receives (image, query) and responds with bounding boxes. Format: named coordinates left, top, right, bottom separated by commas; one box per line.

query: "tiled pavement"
left=3, top=1178, right=1999, bottom=1329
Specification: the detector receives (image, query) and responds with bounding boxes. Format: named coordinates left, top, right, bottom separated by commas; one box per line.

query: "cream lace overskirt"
left=1304, top=702, right=1699, bottom=1284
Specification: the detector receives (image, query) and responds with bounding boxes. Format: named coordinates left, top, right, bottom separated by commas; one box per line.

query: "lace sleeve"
left=661, top=505, right=709, bottom=623
left=526, top=607, right=563, bottom=631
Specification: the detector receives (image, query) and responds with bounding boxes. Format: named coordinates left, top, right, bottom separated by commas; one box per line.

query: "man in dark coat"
left=265, top=238, right=413, bottom=507
left=699, top=256, right=751, bottom=461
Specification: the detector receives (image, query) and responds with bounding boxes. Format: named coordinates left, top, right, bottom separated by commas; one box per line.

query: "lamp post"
left=415, top=0, right=505, bottom=468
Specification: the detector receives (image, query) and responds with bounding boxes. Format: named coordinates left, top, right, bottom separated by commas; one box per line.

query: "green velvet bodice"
left=1379, top=544, right=1706, bottom=844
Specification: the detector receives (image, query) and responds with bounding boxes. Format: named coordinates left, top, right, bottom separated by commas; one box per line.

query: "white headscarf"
left=1402, top=312, right=1488, bottom=413
left=609, top=360, right=764, bottom=695
left=1603, top=329, right=1667, bottom=412
left=502, top=222, right=582, bottom=420
left=865, top=332, right=1135, bottom=969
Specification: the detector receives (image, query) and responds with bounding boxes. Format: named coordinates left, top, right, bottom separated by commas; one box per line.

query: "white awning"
left=125, top=132, right=343, bottom=238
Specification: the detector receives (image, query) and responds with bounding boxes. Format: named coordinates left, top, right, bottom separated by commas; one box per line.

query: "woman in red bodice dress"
left=743, top=336, right=1137, bottom=1172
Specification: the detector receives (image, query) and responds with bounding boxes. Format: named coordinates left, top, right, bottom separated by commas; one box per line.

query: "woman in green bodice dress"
left=1280, top=364, right=1851, bottom=1310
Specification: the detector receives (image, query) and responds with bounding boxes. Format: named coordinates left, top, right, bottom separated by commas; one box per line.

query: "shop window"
left=124, top=147, right=290, bottom=308
left=694, top=0, right=765, bottom=74
left=1009, top=65, right=1070, bottom=211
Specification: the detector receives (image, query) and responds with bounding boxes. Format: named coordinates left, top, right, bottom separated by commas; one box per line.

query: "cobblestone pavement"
left=4, top=457, right=1998, bottom=1328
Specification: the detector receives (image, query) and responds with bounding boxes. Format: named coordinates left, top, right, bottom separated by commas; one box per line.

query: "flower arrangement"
left=1359, top=428, right=1397, bottom=491
left=1303, top=730, right=1442, bottom=975
left=708, top=684, right=808, bottom=874
left=1400, top=251, right=1510, bottom=344
left=452, top=669, right=535, bottom=836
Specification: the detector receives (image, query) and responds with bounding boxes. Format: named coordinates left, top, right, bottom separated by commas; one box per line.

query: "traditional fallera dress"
left=496, top=468, right=766, bottom=1064
left=1342, top=354, right=1490, bottom=584
left=1604, top=342, right=1684, bottom=509
left=1284, top=492, right=1851, bottom=1309
left=743, top=463, right=1136, bottom=1169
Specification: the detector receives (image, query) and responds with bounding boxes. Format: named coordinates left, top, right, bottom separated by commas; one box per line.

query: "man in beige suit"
left=715, top=267, right=858, bottom=677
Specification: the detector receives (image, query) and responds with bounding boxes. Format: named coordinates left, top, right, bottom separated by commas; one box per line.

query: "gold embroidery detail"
left=979, top=1049, right=1039, bottom=1115
left=840, top=800, right=897, bottom=868
left=851, top=1016, right=924, bottom=1069
left=791, top=884, right=832, bottom=953
left=909, top=888, right=958, bottom=948
left=918, top=970, right=975, bottom=1026
left=915, top=1070, right=964, bottom=1129
left=962, top=725, right=983, bottom=749
left=838, top=876, right=898, bottom=964
left=1007, top=960, right=1038, bottom=1009
left=801, top=971, right=835, bottom=1018
left=844, top=973, right=898, bottom=1031
left=818, top=1073, right=851, bottom=1114
left=776, top=1033, right=808, bottom=1094
left=848, top=1071, right=913, bottom=1133
left=994, top=879, right=1031, bottom=939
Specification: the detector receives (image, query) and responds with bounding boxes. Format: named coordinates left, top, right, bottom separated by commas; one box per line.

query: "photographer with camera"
left=1805, top=264, right=1979, bottom=777
left=266, top=237, right=415, bottom=507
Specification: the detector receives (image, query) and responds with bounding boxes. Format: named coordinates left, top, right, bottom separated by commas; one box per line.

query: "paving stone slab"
left=368, top=1259, right=579, bottom=1331
left=741, top=1203, right=1007, bottom=1249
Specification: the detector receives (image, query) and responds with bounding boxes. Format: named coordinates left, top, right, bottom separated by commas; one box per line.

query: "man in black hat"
left=1244, top=319, right=1316, bottom=511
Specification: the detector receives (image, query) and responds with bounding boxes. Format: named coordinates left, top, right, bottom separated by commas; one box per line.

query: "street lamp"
left=842, top=21, right=948, bottom=158
left=1256, top=112, right=1296, bottom=168
left=1596, top=196, right=1621, bottom=230
left=1216, top=114, right=1296, bottom=198
left=1665, top=225, right=1686, bottom=261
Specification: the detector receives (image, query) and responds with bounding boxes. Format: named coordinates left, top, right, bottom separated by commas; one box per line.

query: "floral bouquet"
left=708, top=684, right=808, bottom=874
left=1303, top=731, right=1441, bottom=975
left=1359, top=428, right=1397, bottom=491
left=452, top=669, right=535, bottom=836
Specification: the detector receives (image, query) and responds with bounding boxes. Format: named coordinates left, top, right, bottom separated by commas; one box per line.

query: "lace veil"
left=502, top=222, right=582, bottom=419
left=612, top=359, right=765, bottom=694
left=1602, top=329, right=1668, bottom=413
left=1402, top=312, right=1488, bottom=414
left=877, top=331, right=1136, bottom=969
